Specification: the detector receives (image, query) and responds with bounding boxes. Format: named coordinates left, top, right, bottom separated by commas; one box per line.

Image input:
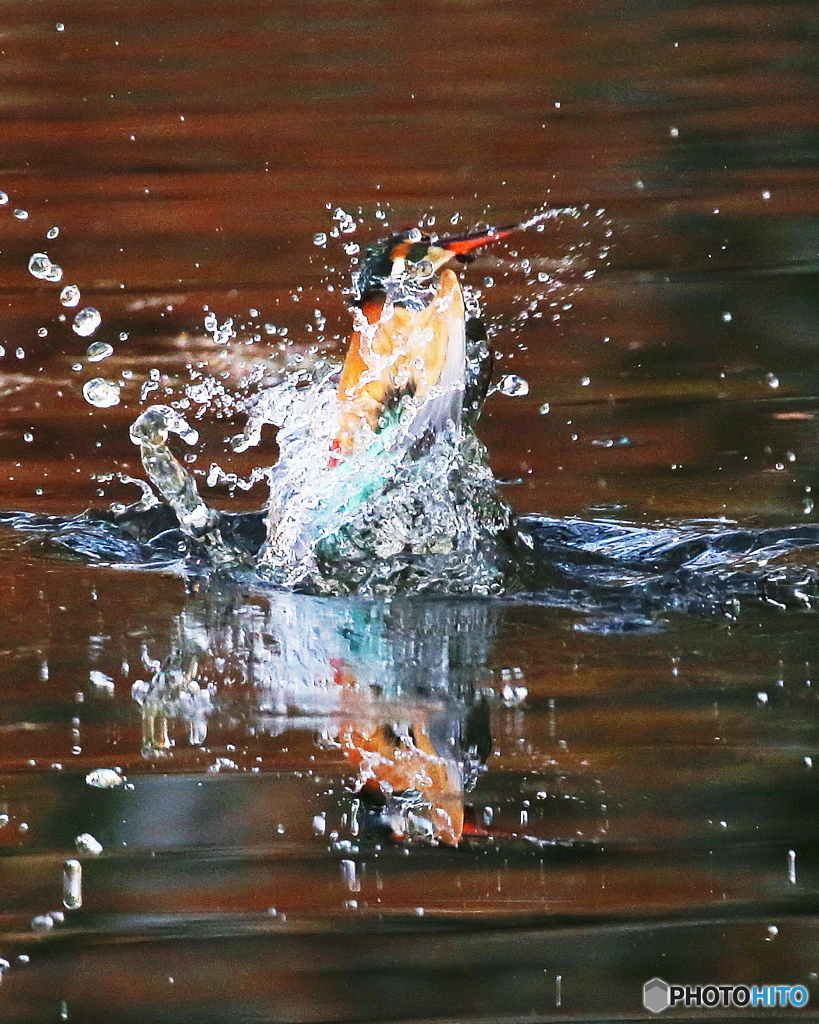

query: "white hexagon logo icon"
left=643, top=977, right=670, bottom=1014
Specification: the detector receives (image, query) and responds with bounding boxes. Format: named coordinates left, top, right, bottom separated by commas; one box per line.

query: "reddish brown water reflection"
left=2, top=0, right=819, bottom=1021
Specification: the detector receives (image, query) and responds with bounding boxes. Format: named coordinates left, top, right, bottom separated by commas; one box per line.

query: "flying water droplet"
left=85, top=767, right=125, bottom=788
left=75, top=833, right=103, bottom=855
left=0, top=191, right=8, bottom=205
left=341, top=859, right=360, bottom=892
left=13, top=209, right=28, bottom=220
left=62, top=860, right=82, bottom=910
left=28, top=253, right=63, bottom=283
left=73, top=308, right=101, bottom=337
left=86, top=341, right=113, bottom=362
left=496, top=374, right=530, bottom=397
left=47, top=226, right=60, bottom=239
left=60, top=285, right=81, bottom=307
left=83, top=378, right=120, bottom=408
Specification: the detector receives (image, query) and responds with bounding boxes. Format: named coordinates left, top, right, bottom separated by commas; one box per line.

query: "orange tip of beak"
left=440, top=226, right=516, bottom=256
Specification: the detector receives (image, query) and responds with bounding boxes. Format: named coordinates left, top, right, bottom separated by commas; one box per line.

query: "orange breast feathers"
left=332, top=268, right=466, bottom=456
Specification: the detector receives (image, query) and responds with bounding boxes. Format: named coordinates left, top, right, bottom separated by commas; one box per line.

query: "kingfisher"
left=329, top=222, right=520, bottom=462
left=131, top=215, right=543, bottom=586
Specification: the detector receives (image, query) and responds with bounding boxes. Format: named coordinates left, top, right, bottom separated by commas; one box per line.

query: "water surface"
left=1, top=0, right=819, bottom=1020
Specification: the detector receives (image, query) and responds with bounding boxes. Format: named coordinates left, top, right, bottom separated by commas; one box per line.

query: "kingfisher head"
left=353, top=225, right=516, bottom=310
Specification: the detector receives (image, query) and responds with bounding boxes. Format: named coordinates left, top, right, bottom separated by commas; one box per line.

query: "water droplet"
left=721, top=312, right=732, bottom=322
left=86, top=341, right=113, bottom=362
left=62, top=860, right=82, bottom=910
left=539, top=401, right=551, bottom=414
left=341, top=859, right=360, bottom=892
left=313, top=232, right=327, bottom=247
left=37, top=327, right=48, bottom=338
left=762, top=190, right=771, bottom=200
left=496, top=374, right=529, bottom=397
left=75, top=833, right=103, bottom=855
left=85, top=767, right=125, bottom=788
left=13, top=209, right=28, bottom=220
left=72, top=307, right=101, bottom=337
left=580, top=375, right=591, bottom=386
left=0, top=191, right=8, bottom=205
left=765, top=373, right=779, bottom=389
left=31, top=914, right=54, bottom=932
left=47, top=226, right=59, bottom=239
left=83, top=378, right=120, bottom=408
left=28, top=253, right=63, bottom=282
left=56, top=22, right=65, bottom=31
left=788, top=849, right=797, bottom=884
left=669, top=127, right=679, bottom=137
left=60, top=285, right=81, bottom=307
left=757, top=691, right=769, bottom=705
left=766, top=924, right=778, bottom=940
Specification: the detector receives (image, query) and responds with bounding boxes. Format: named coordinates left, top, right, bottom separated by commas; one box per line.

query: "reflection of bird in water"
left=133, top=590, right=497, bottom=846
left=130, top=219, right=539, bottom=593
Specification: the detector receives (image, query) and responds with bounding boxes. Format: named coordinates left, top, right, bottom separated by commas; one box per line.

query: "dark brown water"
left=2, top=1, right=819, bottom=1021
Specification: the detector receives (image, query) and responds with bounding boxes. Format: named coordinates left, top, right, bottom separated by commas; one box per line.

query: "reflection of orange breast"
left=334, top=269, right=466, bottom=456
left=333, top=664, right=464, bottom=845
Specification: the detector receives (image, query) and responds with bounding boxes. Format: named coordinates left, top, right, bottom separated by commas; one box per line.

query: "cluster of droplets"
left=125, top=203, right=585, bottom=566
left=2, top=188, right=121, bottom=412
